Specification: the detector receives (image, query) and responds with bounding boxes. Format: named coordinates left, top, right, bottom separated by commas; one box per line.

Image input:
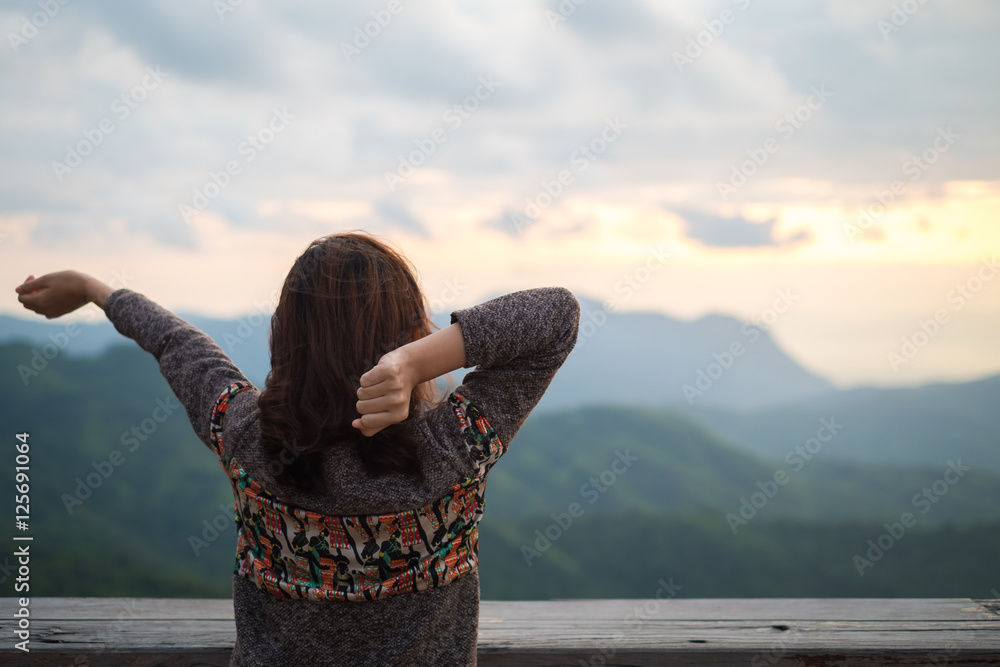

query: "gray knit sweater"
left=103, top=286, right=580, bottom=666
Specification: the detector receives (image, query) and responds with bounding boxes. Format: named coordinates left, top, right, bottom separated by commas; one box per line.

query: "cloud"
left=373, top=198, right=428, bottom=237
left=481, top=207, right=526, bottom=238
left=674, top=208, right=782, bottom=248
left=0, top=190, right=78, bottom=214
left=549, top=0, right=664, bottom=43
left=73, top=2, right=280, bottom=87
left=1, top=0, right=998, bottom=254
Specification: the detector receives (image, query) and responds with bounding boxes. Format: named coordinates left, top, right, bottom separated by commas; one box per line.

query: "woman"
left=14, top=231, right=580, bottom=666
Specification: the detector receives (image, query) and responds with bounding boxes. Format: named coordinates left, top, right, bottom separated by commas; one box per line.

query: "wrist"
left=82, top=274, right=115, bottom=310
left=392, top=344, right=423, bottom=390
left=406, top=324, right=467, bottom=384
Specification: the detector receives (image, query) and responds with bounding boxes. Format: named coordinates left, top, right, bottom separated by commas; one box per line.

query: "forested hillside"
left=2, top=342, right=997, bottom=599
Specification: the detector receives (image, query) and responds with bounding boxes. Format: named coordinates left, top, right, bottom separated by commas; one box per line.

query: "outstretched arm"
left=14, top=271, right=253, bottom=453
left=15, top=271, right=115, bottom=316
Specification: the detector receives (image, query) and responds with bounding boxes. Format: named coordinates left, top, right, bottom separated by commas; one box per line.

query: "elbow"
left=550, top=288, right=581, bottom=355
left=549, top=287, right=581, bottom=321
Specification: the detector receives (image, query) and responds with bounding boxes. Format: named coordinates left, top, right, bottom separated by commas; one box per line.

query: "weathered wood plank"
left=0, top=597, right=235, bottom=620
left=0, top=598, right=997, bottom=666
left=0, top=654, right=230, bottom=667
left=4, top=597, right=995, bottom=621
left=479, top=597, right=1000, bottom=622
left=474, top=650, right=1000, bottom=667
left=979, top=599, right=1000, bottom=617
left=0, top=653, right=998, bottom=667
left=3, top=618, right=1000, bottom=649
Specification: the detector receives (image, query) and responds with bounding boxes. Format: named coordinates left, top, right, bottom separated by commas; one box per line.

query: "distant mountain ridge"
left=538, top=297, right=833, bottom=411
left=0, top=292, right=835, bottom=411
left=1, top=309, right=275, bottom=388
left=3, top=341, right=998, bottom=600
left=690, top=374, right=1000, bottom=471
left=486, top=402, right=1000, bottom=524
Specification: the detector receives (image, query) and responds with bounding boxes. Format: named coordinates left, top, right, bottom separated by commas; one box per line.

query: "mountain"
left=0, top=342, right=234, bottom=596
left=534, top=297, right=834, bottom=411
left=2, top=341, right=999, bottom=600
left=1, top=309, right=274, bottom=389
left=0, top=292, right=835, bottom=411
left=484, top=403, right=1000, bottom=525
left=688, top=374, right=1000, bottom=471
left=478, top=512, right=1000, bottom=600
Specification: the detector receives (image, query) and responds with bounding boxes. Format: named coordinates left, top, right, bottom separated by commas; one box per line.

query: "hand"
left=14, top=271, right=106, bottom=319
left=352, top=349, right=417, bottom=437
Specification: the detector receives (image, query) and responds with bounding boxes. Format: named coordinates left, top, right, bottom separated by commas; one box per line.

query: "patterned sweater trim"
left=209, top=381, right=505, bottom=602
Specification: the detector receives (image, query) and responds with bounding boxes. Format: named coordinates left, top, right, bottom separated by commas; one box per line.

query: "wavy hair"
left=257, top=232, right=438, bottom=492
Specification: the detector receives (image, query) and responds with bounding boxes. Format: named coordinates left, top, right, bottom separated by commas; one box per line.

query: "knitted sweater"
left=103, top=286, right=580, bottom=666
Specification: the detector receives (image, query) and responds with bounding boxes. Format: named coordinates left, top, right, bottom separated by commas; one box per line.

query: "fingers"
left=352, top=417, right=378, bottom=437
left=356, top=376, right=405, bottom=401
left=352, top=413, right=390, bottom=437
left=14, top=275, right=42, bottom=296
left=355, top=394, right=395, bottom=415
left=354, top=390, right=409, bottom=437
left=353, top=352, right=410, bottom=436
left=356, top=363, right=405, bottom=400
left=16, top=282, right=55, bottom=314
left=12, top=270, right=88, bottom=319
left=15, top=273, right=54, bottom=312
left=358, top=351, right=407, bottom=387
left=355, top=392, right=408, bottom=421
left=355, top=382, right=381, bottom=402
left=358, top=363, right=387, bottom=388
left=16, top=289, right=46, bottom=312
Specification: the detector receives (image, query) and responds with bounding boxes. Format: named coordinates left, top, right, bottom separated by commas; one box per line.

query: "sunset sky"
left=1, top=0, right=998, bottom=388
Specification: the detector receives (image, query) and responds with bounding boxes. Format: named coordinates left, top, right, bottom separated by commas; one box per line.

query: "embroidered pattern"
left=209, top=381, right=505, bottom=602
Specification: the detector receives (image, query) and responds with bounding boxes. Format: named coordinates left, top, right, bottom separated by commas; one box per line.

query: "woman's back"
left=102, top=284, right=580, bottom=666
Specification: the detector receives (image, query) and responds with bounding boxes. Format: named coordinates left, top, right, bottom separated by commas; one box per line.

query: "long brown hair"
left=257, top=232, right=437, bottom=492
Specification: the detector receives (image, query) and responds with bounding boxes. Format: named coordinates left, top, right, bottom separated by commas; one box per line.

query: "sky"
left=1, top=0, right=998, bottom=389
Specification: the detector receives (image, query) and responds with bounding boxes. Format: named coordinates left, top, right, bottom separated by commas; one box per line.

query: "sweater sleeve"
left=448, top=287, right=580, bottom=449
left=102, top=288, right=255, bottom=452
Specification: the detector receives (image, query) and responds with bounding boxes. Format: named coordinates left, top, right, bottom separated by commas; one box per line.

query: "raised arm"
left=101, top=289, right=254, bottom=451
left=353, top=287, right=580, bottom=447
left=15, top=271, right=253, bottom=452
left=447, top=287, right=580, bottom=447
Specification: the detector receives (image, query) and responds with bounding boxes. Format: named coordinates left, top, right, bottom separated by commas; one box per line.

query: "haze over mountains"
left=1, top=339, right=997, bottom=600
left=6, top=294, right=997, bottom=479
left=3, top=289, right=997, bottom=599
left=692, top=375, right=1000, bottom=472
left=544, top=297, right=834, bottom=411
left=2, top=292, right=836, bottom=411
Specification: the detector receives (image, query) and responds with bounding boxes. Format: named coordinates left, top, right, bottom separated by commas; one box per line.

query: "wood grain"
left=0, top=598, right=997, bottom=666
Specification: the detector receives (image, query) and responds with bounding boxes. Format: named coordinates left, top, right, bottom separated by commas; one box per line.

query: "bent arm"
left=354, top=287, right=580, bottom=446
left=448, top=287, right=580, bottom=447
left=404, top=323, right=467, bottom=385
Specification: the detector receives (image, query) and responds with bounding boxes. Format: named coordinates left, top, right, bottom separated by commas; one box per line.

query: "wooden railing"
left=1, top=597, right=999, bottom=665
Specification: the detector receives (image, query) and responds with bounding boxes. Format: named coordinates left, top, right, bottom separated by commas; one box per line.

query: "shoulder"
left=417, top=391, right=504, bottom=478
left=210, top=381, right=260, bottom=460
